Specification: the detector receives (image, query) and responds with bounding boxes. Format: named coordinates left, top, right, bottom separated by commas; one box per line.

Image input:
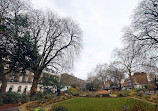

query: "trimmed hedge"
left=3, top=92, right=21, bottom=104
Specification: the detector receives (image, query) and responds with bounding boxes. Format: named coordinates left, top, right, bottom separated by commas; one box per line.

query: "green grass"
left=52, top=97, right=156, bottom=111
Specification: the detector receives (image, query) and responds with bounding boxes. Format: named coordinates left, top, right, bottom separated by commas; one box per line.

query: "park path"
left=0, top=106, right=18, bottom=111
left=44, top=97, right=75, bottom=110
left=130, top=97, right=157, bottom=105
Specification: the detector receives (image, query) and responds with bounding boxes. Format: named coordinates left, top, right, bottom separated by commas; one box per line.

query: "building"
left=0, top=68, right=57, bottom=94
left=133, top=72, right=148, bottom=88
left=61, top=73, right=86, bottom=89
left=104, top=80, right=111, bottom=89
left=123, top=72, right=148, bottom=89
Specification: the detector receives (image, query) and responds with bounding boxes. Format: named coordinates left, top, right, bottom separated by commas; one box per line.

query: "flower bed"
left=0, top=103, right=22, bottom=110
left=25, top=96, right=73, bottom=111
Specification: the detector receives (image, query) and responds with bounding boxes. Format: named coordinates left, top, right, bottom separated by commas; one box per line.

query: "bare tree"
left=113, top=29, right=144, bottom=89
left=95, top=63, right=108, bottom=83
left=87, top=63, right=109, bottom=90
left=27, top=10, right=83, bottom=95
left=132, top=0, right=158, bottom=60
left=107, top=62, right=125, bottom=90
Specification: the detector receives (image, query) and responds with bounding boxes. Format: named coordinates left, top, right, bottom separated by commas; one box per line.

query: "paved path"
left=131, top=97, right=157, bottom=105
left=0, top=106, right=18, bottom=111
left=44, top=98, right=75, bottom=110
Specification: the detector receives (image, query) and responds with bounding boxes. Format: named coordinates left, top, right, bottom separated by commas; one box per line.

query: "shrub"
left=67, top=87, right=79, bottom=96
left=30, top=92, right=44, bottom=101
left=3, top=92, right=21, bottom=104
left=73, top=93, right=79, bottom=96
left=117, top=92, right=124, bottom=97
left=129, top=90, right=137, bottom=96
left=44, top=93, right=52, bottom=99
left=135, top=88, right=146, bottom=93
left=51, top=105, right=68, bottom=111
left=96, top=94, right=100, bottom=97
left=122, top=90, right=130, bottom=96
left=102, top=94, right=109, bottom=97
left=20, top=93, right=30, bottom=103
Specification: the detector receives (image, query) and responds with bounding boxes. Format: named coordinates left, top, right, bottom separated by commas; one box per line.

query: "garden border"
left=130, top=97, right=157, bottom=105
left=18, top=101, right=37, bottom=111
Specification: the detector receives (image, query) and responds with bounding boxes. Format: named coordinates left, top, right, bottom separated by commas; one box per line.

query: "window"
left=17, top=86, right=22, bottom=92
left=8, top=85, right=14, bottom=92
left=23, top=86, right=27, bottom=93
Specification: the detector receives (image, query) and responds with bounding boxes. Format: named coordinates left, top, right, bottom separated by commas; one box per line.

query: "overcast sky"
left=32, top=0, right=140, bottom=80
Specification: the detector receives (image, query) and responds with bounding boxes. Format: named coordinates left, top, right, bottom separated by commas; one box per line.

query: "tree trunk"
left=30, top=71, right=41, bottom=96
left=0, top=76, right=7, bottom=93
left=129, top=71, right=134, bottom=90
left=119, top=81, right=121, bottom=91
left=0, top=57, right=7, bottom=104
left=0, top=75, right=7, bottom=105
left=57, top=88, right=61, bottom=96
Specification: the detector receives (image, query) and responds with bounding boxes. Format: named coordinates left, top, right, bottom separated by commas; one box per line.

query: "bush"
left=51, top=105, right=68, bottom=111
left=73, top=93, right=79, bottom=96
left=122, top=90, right=130, bottom=96
left=20, top=93, right=30, bottom=103
left=30, top=92, right=44, bottom=101
left=129, top=90, right=137, bottom=96
left=67, top=87, right=79, bottom=96
left=135, top=88, right=146, bottom=93
left=3, top=92, right=21, bottom=104
left=102, top=94, right=109, bottom=97
left=117, top=92, right=124, bottom=97
left=96, top=94, right=100, bottom=97
left=43, top=93, right=53, bottom=99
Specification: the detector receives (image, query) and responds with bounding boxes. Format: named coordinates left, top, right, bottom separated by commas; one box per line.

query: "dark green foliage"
left=86, top=83, right=93, bottom=91
left=30, top=92, right=44, bottom=101
left=40, top=73, right=62, bottom=96
left=51, top=105, right=68, bottom=111
left=20, top=93, right=30, bottom=103
left=102, top=94, right=109, bottom=97
left=73, top=93, right=79, bottom=96
left=67, top=87, right=79, bottom=96
left=96, top=94, right=100, bottom=97
left=118, top=93, right=124, bottom=97
left=71, top=84, right=79, bottom=88
left=122, top=90, right=130, bottom=96
left=3, top=92, right=21, bottom=104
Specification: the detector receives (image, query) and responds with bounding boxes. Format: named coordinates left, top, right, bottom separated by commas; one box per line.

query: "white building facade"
left=0, top=69, right=57, bottom=94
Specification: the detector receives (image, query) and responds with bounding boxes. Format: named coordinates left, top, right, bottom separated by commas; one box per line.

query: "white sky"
left=32, top=0, right=140, bottom=80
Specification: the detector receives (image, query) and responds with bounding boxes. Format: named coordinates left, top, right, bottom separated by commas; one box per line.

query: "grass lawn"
left=52, top=97, right=156, bottom=111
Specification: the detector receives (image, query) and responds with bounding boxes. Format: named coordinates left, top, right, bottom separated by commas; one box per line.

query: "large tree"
left=107, top=62, right=125, bottom=90
left=27, top=10, right=82, bottom=96
left=113, top=35, right=143, bottom=89
left=132, top=0, right=158, bottom=60
left=87, top=63, right=109, bottom=90
left=0, top=0, right=37, bottom=103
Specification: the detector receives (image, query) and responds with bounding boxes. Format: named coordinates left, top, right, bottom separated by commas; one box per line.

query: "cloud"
left=32, top=0, right=140, bottom=80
